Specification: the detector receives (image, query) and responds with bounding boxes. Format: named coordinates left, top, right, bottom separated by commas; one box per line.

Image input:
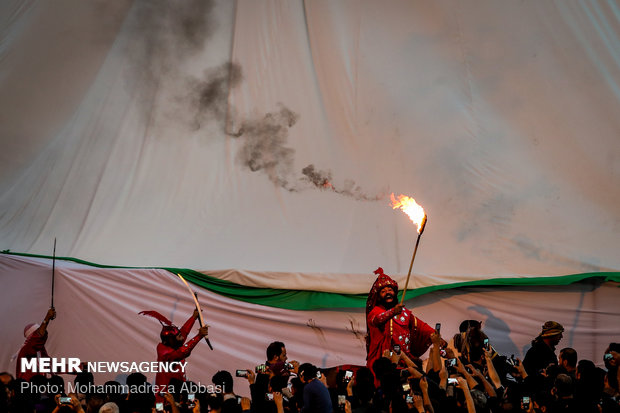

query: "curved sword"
left=177, top=273, right=213, bottom=350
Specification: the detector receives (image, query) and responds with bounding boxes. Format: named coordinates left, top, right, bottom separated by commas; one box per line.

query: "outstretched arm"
left=37, top=308, right=56, bottom=336
left=369, top=304, right=404, bottom=327
left=179, top=309, right=200, bottom=339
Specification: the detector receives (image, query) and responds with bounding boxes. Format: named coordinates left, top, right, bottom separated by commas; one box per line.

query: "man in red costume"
left=16, top=308, right=56, bottom=381
left=140, top=309, right=208, bottom=398
left=366, top=267, right=437, bottom=371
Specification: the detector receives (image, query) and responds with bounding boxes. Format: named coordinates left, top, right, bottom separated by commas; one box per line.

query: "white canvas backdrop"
left=0, top=0, right=618, bottom=280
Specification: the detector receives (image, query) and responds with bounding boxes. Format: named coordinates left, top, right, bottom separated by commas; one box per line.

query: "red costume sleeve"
left=409, top=316, right=435, bottom=357
left=179, top=314, right=197, bottom=339
left=369, top=306, right=399, bottom=327
left=157, top=334, right=203, bottom=362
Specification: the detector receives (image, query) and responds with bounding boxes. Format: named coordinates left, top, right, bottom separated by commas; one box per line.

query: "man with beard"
left=139, top=309, right=208, bottom=399
left=365, top=267, right=436, bottom=372
left=523, top=321, right=564, bottom=376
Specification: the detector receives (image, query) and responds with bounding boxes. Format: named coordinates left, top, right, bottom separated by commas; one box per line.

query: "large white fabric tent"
left=1, top=0, right=619, bottom=388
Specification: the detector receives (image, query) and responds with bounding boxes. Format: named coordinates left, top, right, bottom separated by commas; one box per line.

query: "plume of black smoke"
left=301, top=164, right=332, bottom=188
left=232, top=106, right=299, bottom=190
left=128, top=0, right=216, bottom=72
left=229, top=105, right=384, bottom=200
left=122, top=0, right=218, bottom=126
left=189, top=62, right=243, bottom=130
left=301, top=164, right=385, bottom=201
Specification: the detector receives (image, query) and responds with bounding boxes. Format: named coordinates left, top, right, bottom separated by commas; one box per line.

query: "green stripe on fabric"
left=3, top=250, right=620, bottom=311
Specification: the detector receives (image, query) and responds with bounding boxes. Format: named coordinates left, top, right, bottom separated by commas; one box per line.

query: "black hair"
left=559, top=347, right=577, bottom=367
left=266, top=341, right=285, bottom=361
left=298, top=363, right=318, bottom=382
left=212, top=370, right=234, bottom=393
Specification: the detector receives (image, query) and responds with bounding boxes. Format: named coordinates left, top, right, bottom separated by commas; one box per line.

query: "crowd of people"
left=3, top=268, right=619, bottom=412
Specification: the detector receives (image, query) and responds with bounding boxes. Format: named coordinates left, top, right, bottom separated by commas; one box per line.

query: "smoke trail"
left=188, top=62, right=243, bottom=130
left=230, top=106, right=384, bottom=200
left=301, top=164, right=385, bottom=201
left=232, top=105, right=299, bottom=190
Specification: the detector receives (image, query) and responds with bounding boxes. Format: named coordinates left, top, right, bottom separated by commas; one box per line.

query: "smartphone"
left=255, top=364, right=267, bottom=373
left=59, top=396, right=72, bottom=405
left=483, top=338, right=490, bottom=351
left=155, top=402, right=164, bottom=412
left=316, top=371, right=322, bottom=379
left=402, top=382, right=411, bottom=393
left=337, top=395, right=346, bottom=406
left=435, top=323, right=441, bottom=333
left=447, top=378, right=458, bottom=385
left=446, top=384, right=455, bottom=398
left=446, top=358, right=457, bottom=368
left=405, top=395, right=413, bottom=404
left=265, top=393, right=274, bottom=401
left=522, top=396, right=530, bottom=409
left=344, top=370, right=353, bottom=382
left=393, top=345, right=401, bottom=355
left=604, top=353, right=613, bottom=361
left=236, top=369, right=249, bottom=377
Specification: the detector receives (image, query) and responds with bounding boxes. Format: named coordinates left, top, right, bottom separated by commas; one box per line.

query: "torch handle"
left=400, top=232, right=422, bottom=305
left=51, top=238, right=56, bottom=309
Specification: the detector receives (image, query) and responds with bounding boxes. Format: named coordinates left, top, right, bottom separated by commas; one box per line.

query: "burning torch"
left=390, top=193, right=427, bottom=304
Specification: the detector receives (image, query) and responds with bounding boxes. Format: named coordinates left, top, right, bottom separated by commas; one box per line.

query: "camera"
left=187, top=394, right=195, bottom=407
left=522, top=396, right=530, bottom=410
left=337, top=395, right=346, bottom=411
left=59, top=396, right=72, bottom=405
left=155, top=402, right=164, bottom=412
left=284, top=362, right=294, bottom=371
left=236, top=369, right=249, bottom=377
left=344, top=370, right=353, bottom=382
left=401, top=382, right=411, bottom=394
left=446, top=380, right=456, bottom=398
left=255, top=364, right=267, bottom=373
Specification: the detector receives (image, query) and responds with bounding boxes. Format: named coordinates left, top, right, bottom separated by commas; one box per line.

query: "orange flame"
left=390, top=193, right=427, bottom=234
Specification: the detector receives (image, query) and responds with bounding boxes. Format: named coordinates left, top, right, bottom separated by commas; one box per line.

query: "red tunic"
left=16, top=330, right=50, bottom=381
left=154, top=315, right=202, bottom=397
left=366, top=304, right=434, bottom=371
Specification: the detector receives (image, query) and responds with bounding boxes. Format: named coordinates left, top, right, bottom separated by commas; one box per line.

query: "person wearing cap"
left=523, top=321, right=565, bottom=376
left=139, top=309, right=208, bottom=400
left=365, top=267, right=437, bottom=373
left=16, top=307, right=56, bottom=381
